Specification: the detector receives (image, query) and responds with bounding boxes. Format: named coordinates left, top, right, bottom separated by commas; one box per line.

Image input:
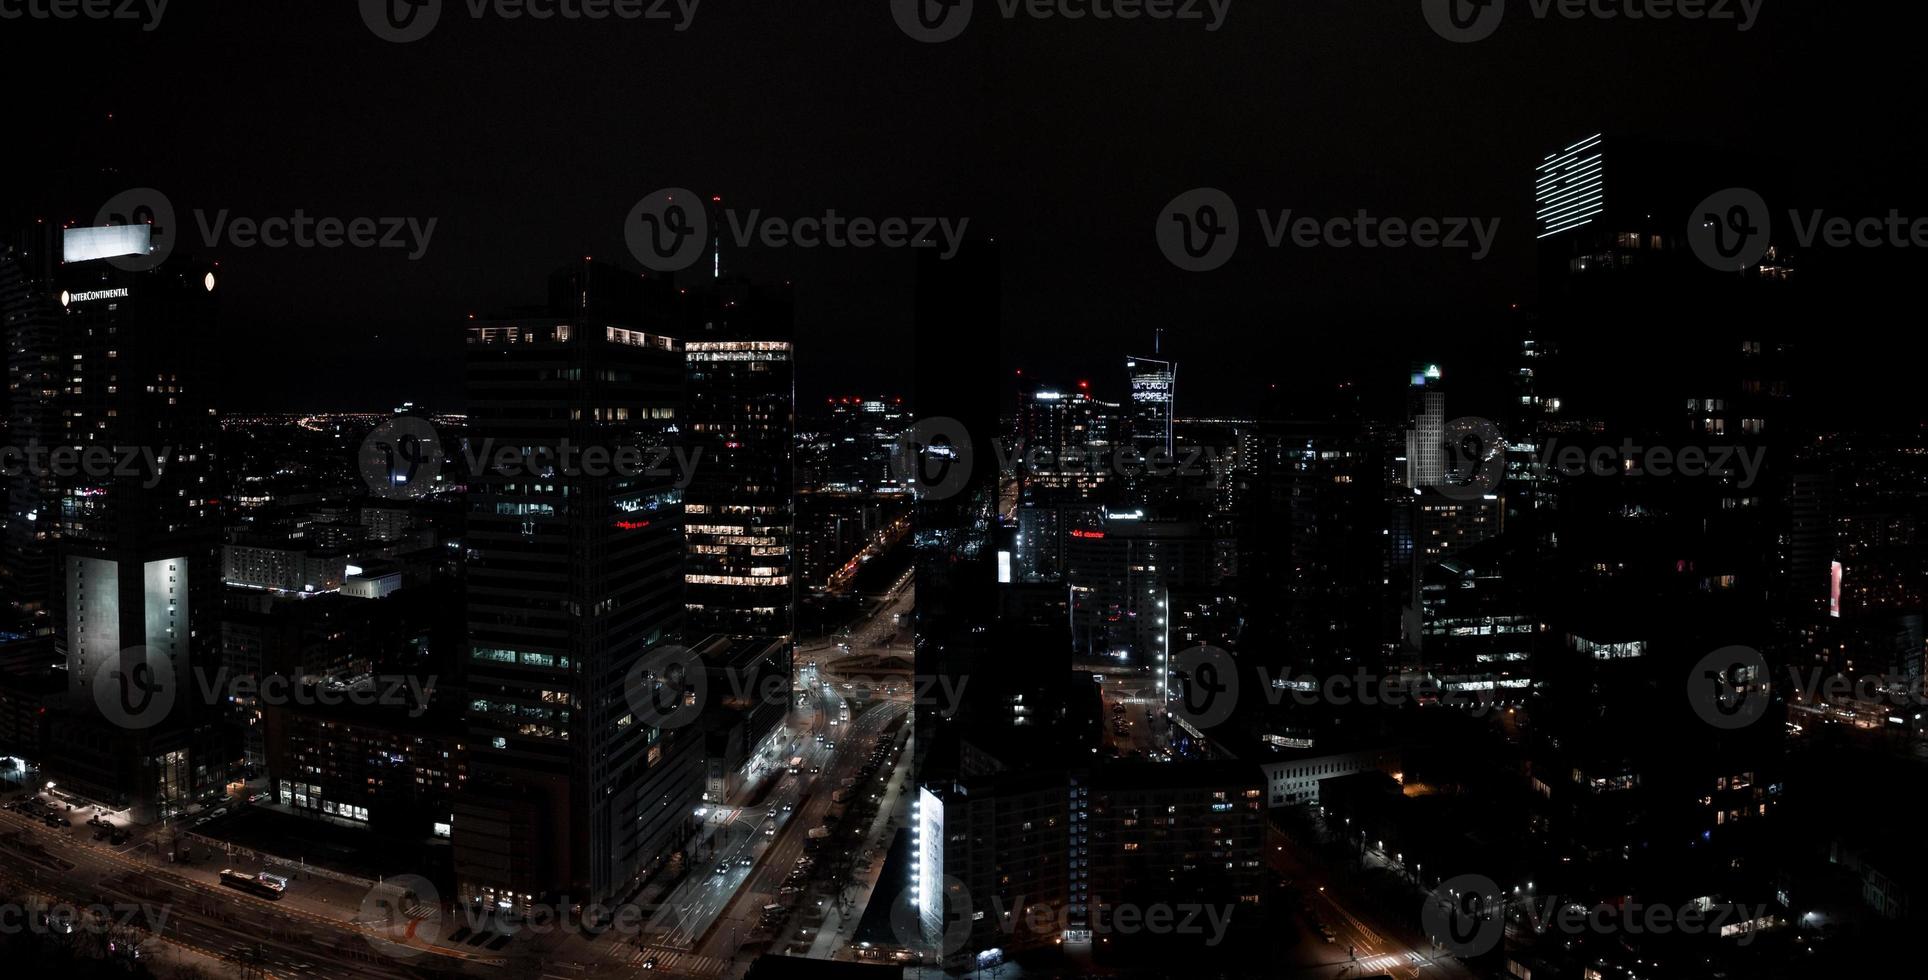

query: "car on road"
left=641, top=957, right=657, bottom=970
left=715, top=863, right=730, bottom=876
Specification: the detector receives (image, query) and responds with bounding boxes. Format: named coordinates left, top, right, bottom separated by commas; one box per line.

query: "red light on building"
left=615, top=520, right=652, bottom=531
left=1071, top=529, right=1105, bottom=539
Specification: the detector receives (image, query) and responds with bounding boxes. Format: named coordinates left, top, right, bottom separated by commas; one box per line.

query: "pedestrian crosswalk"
left=625, top=944, right=728, bottom=976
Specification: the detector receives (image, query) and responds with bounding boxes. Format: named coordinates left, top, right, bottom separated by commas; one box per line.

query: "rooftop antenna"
left=711, top=195, right=723, bottom=280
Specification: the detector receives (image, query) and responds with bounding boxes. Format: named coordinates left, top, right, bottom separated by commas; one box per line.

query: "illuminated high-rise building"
left=682, top=279, right=795, bottom=639
left=1126, top=353, right=1175, bottom=462
left=36, top=221, right=226, bottom=820
left=455, top=260, right=697, bottom=910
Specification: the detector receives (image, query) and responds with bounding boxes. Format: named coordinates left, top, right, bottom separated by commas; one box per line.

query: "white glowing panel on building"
left=63, top=224, right=153, bottom=263
left=915, top=785, right=944, bottom=942
left=1536, top=133, right=1605, bottom=239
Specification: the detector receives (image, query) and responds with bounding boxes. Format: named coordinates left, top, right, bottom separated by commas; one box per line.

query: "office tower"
left=454, top=260, right=696, bottom=911
left=0, top=221, right=63, bottom=636
left=1524, top=134, right=1796, bottom=919
left=1126, top=353, right=1175, bottom=463
left=801, top=395, right=911, bottom=495
left=911, top=241, right=1000, bottom=776
left=37, top=222, right=225, bottom=820
left=1228, top=420, right=1387, bottom=669
left=1066, top=507, right=1225, bottom=668
left=1403, top=363, right=1446, bottom=489
left=1017, top=382, right=1120, bottom=498
left=682, top=279, right=796, bottom=638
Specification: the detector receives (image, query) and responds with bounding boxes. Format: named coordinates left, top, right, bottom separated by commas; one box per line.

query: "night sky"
left=18, top=1, right=1921, bottom=421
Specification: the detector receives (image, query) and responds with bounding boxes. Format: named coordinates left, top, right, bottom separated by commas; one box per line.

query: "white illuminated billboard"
left=63, top=225, right=152, bottom=263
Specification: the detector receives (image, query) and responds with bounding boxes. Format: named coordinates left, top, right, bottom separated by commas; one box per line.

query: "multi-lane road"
left=0, top=801, right=449, bottom=980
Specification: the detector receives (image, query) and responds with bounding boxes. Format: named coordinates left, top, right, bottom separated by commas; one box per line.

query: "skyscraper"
left=454, top=260, right=696, bottom=910
left=39, top=221, right=225, bottom=820
left=1126, top=353, right=1175, bottom=462
left=681, top=279, right=795, bottom=639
